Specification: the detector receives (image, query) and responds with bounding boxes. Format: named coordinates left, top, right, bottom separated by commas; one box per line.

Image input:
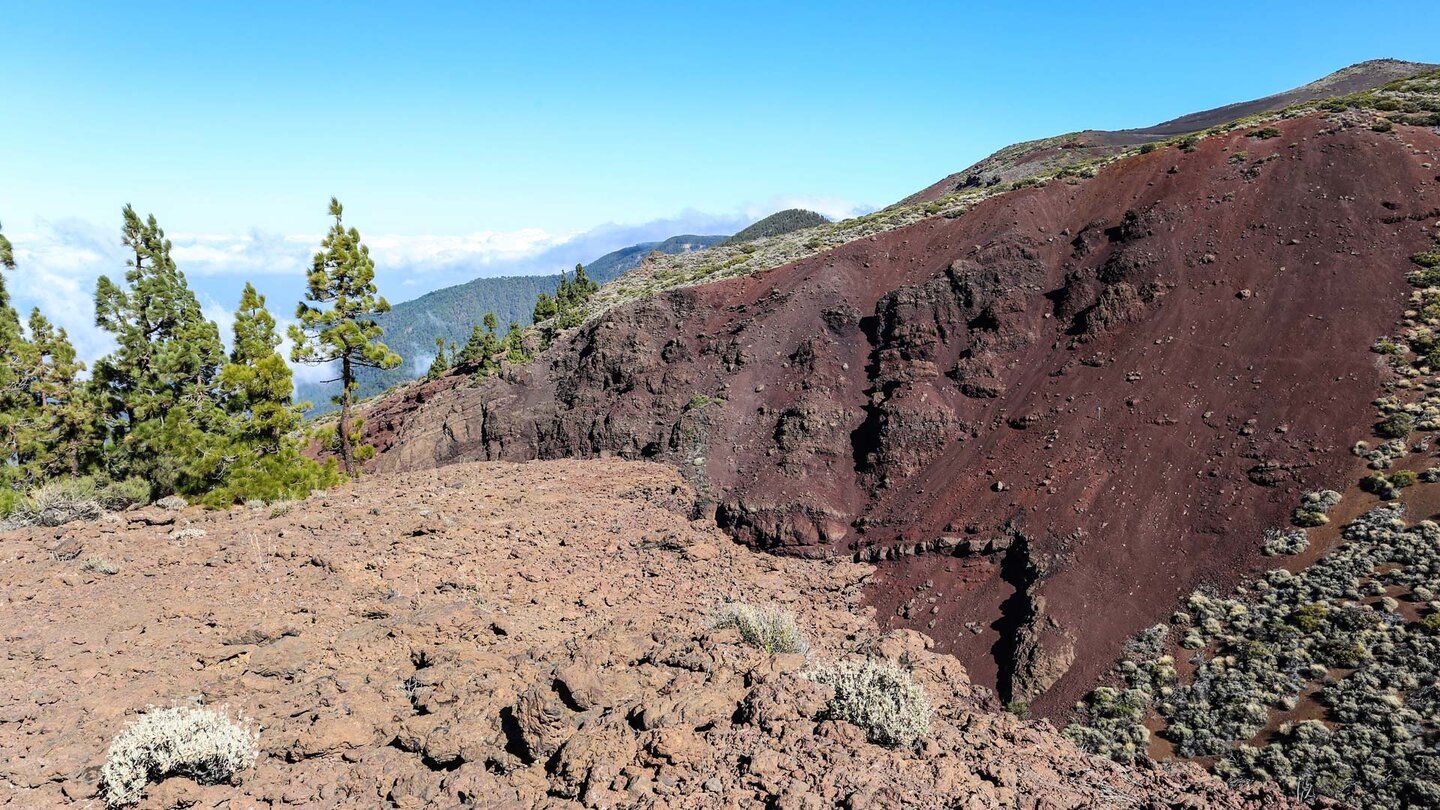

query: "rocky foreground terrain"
left=1, top=460, right=1295, bottom=808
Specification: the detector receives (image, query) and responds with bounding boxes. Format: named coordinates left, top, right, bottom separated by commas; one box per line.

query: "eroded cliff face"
left=364, top=115, right=1440, bottom=713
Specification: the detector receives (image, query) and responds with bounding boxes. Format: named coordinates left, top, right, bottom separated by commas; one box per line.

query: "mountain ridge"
left=900, top=57, right=1438, bottom=204
left=720, top=209, right=831, bottom=245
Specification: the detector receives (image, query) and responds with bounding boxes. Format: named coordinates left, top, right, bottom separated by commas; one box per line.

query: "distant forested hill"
left=720, top=209, right=830, bottom=245
left=297, top=233, right=728, bottom=411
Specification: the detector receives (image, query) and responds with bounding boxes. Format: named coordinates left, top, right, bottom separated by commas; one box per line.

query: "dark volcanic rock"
left=363, top=115, right=1440, bottom=715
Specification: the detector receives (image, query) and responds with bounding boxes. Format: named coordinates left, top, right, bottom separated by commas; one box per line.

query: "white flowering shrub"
left=1262, top=527, right=1310, bottom=556
left=1292, top=489, right=1341, bottom=527
left=806, top=659, right=931, bottom=747
left=155, top=494, right=188, bottom=511
left=714, top=602, right=810, bottom=655
left=100, top=705, right=259, bottom=808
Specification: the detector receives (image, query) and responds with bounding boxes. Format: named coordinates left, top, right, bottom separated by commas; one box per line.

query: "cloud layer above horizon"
left=3, top=196, right=870, bottom=382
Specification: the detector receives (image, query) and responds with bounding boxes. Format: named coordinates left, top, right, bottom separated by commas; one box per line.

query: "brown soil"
left=0, top=460, right=1298, bottom=809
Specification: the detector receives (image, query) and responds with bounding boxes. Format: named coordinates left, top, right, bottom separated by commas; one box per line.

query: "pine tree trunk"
left=339, top=353, right=355, bottom=477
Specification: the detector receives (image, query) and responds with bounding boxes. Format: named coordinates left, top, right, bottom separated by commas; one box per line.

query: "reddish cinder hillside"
left=362, top=115, right=1440, bottom=714
left=900, top=58, right=1435, bottom=201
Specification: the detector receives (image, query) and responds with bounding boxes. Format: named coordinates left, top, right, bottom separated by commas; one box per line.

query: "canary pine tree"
left=425, top=337, right=450, bottom=380
left=93, top=206, right=226, bottom=494
left=289, top=198, right=401, bottom=476
left=3, top=215, right=346, bottom=513
left=531, top=264, right=600, bottom=346
left=0, top=221, right=38, bottom=496
left=532, top=291, right=557, bottom=324
left=460, top=312, right=502, bottom=372
left=555, top=263, right=597, bottom=329
left=201, top=283, right=336, bottom=506
left=22, top=308, right=95, bottom=479
left=503, top=320, right=529, bottom=364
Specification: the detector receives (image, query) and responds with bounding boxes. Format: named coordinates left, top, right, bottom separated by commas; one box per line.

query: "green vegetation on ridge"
left=721, top=209, right=830, bottom=245
left=307, top=233, right=728, bottom=408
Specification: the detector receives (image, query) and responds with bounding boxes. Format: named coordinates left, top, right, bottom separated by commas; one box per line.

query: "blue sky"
left=0, top=1, right=1435, bottom=373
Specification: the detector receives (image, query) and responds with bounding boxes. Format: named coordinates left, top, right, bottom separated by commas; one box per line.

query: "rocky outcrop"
left=362, top=115, right=1440, bottom=715
left=0, top=461, right=1290, bottom=808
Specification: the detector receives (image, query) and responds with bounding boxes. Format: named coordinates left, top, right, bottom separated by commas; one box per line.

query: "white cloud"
left=169, top=230, right=313, bottom=277
left=362, top=228, right=566, bottom=271
left=2, top=194, right=879, bottom=374
left=4, top=218, right=574, bottom=368
left=165, top=227, right=570, bottom=279
left=8, top=218, right=124, bottom=366
left=744, top=195, right=874, bottom=223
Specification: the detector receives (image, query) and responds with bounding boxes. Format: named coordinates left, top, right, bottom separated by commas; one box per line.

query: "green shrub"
left=1372, top=338, right=1402, bottom=355
left=1317, top=639, right=1368, bottom=668
left=0, top=489, right=24, bottom=519
left=1376, top=412, right=1414, bottom=439
left=4, top=476, right=152, bottom=529
left=1074, top=499, right=1440, bottom=804
left=1413, top=250, right=1440, bottom=270
left=1360, top=473, right=1397, bottom=499
left=685, top=394, right=723, bottom=412
left=1063, top=685, right=1150, bottom=762
left=82, top=557, right=121, bottom=575
left=1264, top=527, right=1310, bottom=555
left=11, top=478, right=102, bottom=527
left=155, top=495, right=188, bottom=512
left=806, top=660, right=932, bottom=747
left=1391, top=469, right=1419, bottom=488
left=102, top=477, right=152, bottom=510
left=1290, top=603, right=1328, bottom=632
left=1247, top=127, right=1283, bottom=140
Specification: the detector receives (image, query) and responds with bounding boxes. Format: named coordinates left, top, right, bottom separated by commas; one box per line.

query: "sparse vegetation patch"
left=1068, top=505, right=1440, bottom=807
left=2, top=476, right=149, bottom=529
left=714, top=602, right=809, bottom=655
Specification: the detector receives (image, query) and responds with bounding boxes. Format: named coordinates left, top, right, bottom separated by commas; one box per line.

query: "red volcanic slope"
left=363, top=115, right=1440, bottom=714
